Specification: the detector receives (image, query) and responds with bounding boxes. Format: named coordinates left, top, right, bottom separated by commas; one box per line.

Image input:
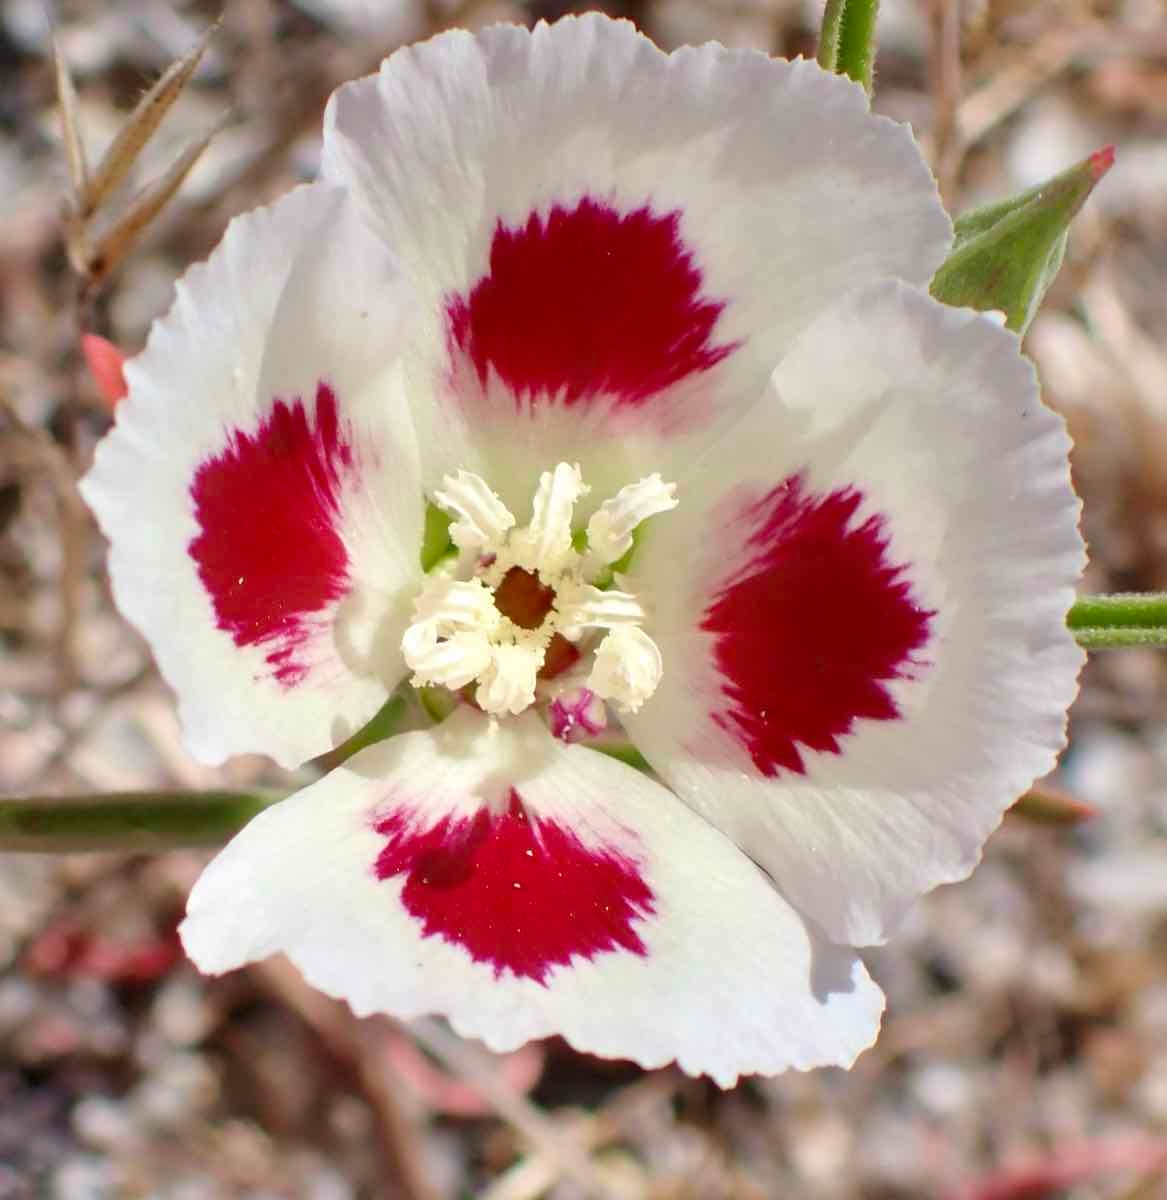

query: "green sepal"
left=418, top=684, right=460, bottom=724
left=586, top=737, right=653, bottom=774
left=419, top=502, right=454, bottom=571
left=930, top=147, right=1113, bottom=334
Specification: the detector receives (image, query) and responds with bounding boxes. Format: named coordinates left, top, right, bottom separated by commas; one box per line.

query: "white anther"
left=555, top=584, right=646, bottom=640
left=411, top=577, right=499, bottom=631
left=585, top=473, right=678, bottom=567
left=403, top=624, right=494, bottom=691
left=477, top=642, right=543, bottom=716
left=433, top=470, right=516, bottom=553
left=518, top=462, right=588, bottom=573
left=588, top=626, right=663, bottom=713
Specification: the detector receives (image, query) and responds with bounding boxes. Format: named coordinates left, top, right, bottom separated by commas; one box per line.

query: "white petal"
left=321, top=15, right=951, bottom=511
left=181, top=708, right=883, bottom=1085
left=81, top=184, right=424, bottom=769
left=622, top=281, right=1084, bottom=946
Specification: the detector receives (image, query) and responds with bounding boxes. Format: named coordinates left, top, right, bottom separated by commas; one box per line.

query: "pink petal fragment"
left=189, top=382, right=354, bottom=686
left=701, top=473, right=933, bottom=777
left=446, top=197, right=737, bottom=408
left=373, top=789, right=654, bottom=985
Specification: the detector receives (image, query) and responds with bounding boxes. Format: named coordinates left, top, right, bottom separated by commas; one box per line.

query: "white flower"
left=80, top=15, right=1084, bottom=1086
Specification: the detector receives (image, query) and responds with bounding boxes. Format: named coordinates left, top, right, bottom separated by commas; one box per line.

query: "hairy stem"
left=817, top=0, right=881, bottom=93
left=1069, top=592, right=1167, bottom=649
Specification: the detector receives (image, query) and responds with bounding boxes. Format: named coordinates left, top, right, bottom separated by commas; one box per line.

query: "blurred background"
left=2, top=0, right=1167, bottom=1196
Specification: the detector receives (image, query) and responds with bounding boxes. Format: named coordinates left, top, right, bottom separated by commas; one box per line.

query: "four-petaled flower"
left=81, top=15, right=1084, bottom=1085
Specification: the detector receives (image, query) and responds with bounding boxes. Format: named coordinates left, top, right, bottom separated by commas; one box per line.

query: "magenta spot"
left=189, top=382, right=353, bottom=686
left=373, top=791, right=654, bottom=985
left=701, top=474, right=933, bottom=777
left=549, top=688, right=607, bottom=743
left=446, top=197, right=736, bottom=407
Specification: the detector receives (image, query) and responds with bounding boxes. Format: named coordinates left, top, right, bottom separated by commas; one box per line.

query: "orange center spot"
left=493, top=567, right=555, bottom=630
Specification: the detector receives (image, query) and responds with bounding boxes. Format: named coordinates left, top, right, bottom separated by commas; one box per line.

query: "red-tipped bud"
left=1089, top=144, right=1116, bottom=181
left=81, top=333, right=128, bottom=409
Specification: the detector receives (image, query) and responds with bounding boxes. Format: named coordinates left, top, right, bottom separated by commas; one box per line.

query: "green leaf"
left=817, top=0, right=881, bottom=93
left=930, top=147, right=1114, bottom=333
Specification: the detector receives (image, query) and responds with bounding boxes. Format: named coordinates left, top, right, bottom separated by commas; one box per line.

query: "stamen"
left=555, top=583, right=646, bottom=641
left=588, top=626, right=663, bottom=713
left=411, top=577, right=498, bottom=630
left=478, top=642, right=543, bottom=716
left=403, top=624, right=494, bottom=691
left=517, top=462, right=588, bottom=573
left=586, top=473, right=678, bottom=567
left=433, top=470, right=515, bottom=553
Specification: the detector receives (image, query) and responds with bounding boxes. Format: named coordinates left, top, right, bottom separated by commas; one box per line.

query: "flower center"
left=401, top=463, right=678, bottom=721
left=492, top=567, right=556, bottom=631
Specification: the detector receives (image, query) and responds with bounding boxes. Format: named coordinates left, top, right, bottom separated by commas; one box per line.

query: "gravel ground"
left=3, top=1, right=1167, bottom=1197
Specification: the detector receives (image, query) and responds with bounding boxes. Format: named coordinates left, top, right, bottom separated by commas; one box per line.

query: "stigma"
left=402, top=463, right=677, bottom=720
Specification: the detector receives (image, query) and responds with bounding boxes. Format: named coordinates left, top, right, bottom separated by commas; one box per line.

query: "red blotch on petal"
left=373, top=791, right=654, bottom=985
left=702, top=474, right=933, bottom=777
left=189, top=382, right=353, bottom=685
left=447, top=197, right=736, bottom=407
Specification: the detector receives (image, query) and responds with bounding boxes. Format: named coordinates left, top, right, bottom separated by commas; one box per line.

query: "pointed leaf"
left=930, top=147, right=1114, bottom=333
left=86, top=21, right=218, bottom=217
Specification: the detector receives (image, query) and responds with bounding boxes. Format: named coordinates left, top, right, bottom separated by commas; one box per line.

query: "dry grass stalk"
left=54, top=22, right=224, bottom=289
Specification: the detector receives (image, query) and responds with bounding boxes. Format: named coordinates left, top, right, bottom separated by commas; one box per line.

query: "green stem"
left=817, top=0, right=881, bottom=93
left=313, top=692, right=410, bottom=772
left=1073, top=627, right=1167, bottom=649
left=0, top=790, right=283, bottom=852
left=2, top=593, right=1163, bottom=855
left=1069, top=592, right=1167, bottom=649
